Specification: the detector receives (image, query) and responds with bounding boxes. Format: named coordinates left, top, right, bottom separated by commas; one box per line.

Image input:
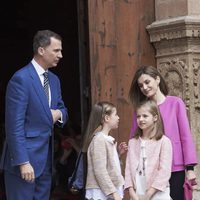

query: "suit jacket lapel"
left=48, top=73, right=56, bottom=108
left=28, top=64, right=53, bottom=123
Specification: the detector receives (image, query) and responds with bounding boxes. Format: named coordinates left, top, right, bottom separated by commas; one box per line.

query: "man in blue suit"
left=0, top=30, right=68, bottom=199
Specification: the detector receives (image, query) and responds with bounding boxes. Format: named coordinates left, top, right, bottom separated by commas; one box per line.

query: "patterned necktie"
left=43, top=72, right=49, bottom=102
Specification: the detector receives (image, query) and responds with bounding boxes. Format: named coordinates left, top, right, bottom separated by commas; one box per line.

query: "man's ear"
left=38, top=47, right=45, bottom=56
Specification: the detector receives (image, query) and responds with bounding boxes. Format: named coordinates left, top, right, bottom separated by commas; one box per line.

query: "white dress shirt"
left=31, top=59, right=63, bottom=122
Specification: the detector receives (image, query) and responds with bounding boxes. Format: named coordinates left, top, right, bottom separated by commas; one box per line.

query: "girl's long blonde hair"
left=82, top=101, right=116, bottom=152
left=134, top=100, right=164, bottom=140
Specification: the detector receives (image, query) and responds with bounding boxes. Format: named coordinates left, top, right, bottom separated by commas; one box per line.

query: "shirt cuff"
left=58, top=110, right=63, bottom=123
left=18, top=161, right=29, bottom=166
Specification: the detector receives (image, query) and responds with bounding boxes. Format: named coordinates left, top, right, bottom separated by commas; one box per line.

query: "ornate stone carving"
left=147, top=16, right=200, bottom=43
left=158, top=58, right=190, bottom=106
left=193, top=59, right=200, bottom=110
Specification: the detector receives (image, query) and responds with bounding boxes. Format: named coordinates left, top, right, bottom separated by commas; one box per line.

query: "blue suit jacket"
left=0, top=63, right=68, bottom=177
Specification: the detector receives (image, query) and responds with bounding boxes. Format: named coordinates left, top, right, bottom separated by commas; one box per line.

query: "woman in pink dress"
left=128, top=65, right=198, bottom=200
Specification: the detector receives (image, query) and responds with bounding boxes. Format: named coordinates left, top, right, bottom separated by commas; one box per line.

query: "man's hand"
left=19, top=163, right=35, bottom=182
left=51, top=109, right=61, bottom=123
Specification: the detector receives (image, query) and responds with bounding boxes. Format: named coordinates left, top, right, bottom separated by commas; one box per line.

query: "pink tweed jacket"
left=125, top=135, right=172, bottom=192
left=86, top=132, right=124, bottom=196
left=130, top=96, right=198, bottom=172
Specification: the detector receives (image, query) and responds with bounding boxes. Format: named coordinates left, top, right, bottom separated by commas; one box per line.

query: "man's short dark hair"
left=33, top=30, right=62, bottom=54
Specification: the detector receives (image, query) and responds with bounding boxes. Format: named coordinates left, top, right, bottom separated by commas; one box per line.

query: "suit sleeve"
left=55, top=77, right=68, bottom=127
left=5, top=75, right=30, bottom=166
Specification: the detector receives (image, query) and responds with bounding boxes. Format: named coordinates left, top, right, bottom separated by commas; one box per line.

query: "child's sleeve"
left=91, top=135, right=117, bottom=196
left=151, top=137, right=173, bottom=191
left=124, top=141, right=135, bottom=190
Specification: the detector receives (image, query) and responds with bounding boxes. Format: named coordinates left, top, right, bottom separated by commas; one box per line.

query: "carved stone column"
left=147, top=1, right=200, bottom=199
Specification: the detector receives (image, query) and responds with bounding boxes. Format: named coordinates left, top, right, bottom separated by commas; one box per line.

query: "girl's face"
left=136, top=106, right=157, bottom=131
left=106, top=108, right=120, bottom=129
left=137, top=74, right=160, bottom=99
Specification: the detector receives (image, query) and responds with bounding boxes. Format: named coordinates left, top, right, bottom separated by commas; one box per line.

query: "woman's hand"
left=118, top=142, right=128, bottom=157
left=186, top=170, right=196, bottom=181
left=186, top=170, right=197, bottom=189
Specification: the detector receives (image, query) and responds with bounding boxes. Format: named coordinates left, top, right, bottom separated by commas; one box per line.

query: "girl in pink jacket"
left=125, top=100, right=172, bottom=200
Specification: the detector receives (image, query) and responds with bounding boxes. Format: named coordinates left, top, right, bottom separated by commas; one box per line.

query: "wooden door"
left=87, top=0, right=155, bottom=198
left=87, top=0, right=155, bottom=137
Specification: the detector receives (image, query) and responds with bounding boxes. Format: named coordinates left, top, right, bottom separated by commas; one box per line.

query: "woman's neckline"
left=157, top=95, right=167, bottom=106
